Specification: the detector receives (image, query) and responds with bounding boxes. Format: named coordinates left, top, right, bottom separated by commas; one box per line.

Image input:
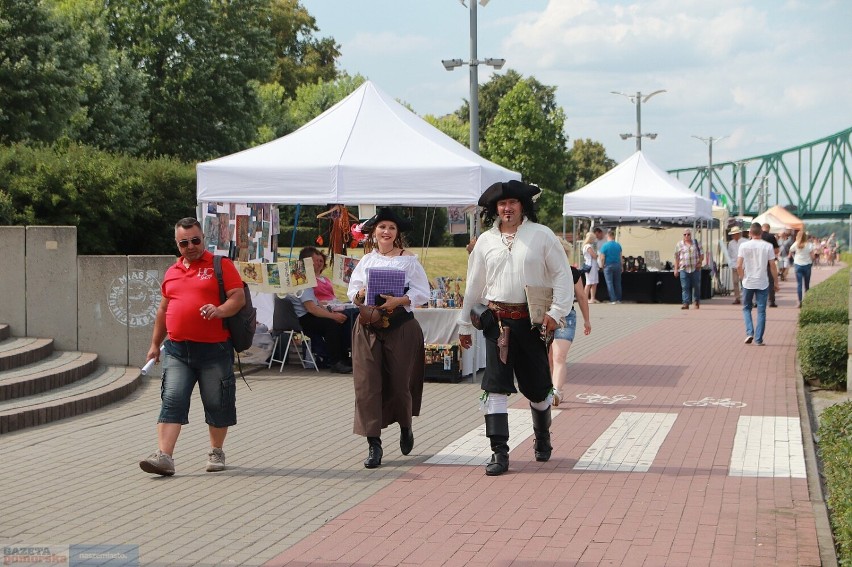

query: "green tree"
left=482, top=79, right=569, bottom=229
left=269, top=0, right=340, bottom=98
left=104, top=0, right=276, bottom=160
left=566, top=139, right=616, bottom=190
left=422, top=114, right=468, bottom=146
left=455, top=69, right=558, bottom=144
left=0, top=0, right=85, bottom=144
left=288, top=74, right=365, bottom=127
left=54, top=0, right=150, bottom=155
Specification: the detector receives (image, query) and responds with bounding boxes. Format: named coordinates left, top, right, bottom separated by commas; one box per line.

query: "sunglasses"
left=177, top=236, right=202, bottom=248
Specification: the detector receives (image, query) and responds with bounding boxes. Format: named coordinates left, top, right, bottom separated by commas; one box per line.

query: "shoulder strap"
left=213, top=255, right=226, bottom=303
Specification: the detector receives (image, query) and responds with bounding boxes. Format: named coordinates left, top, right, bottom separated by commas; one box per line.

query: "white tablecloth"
left=413, top=308, right=485, bottom=377
left=252, top=293, right=485, bottom=376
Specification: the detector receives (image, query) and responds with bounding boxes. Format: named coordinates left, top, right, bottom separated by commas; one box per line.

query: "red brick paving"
left=265, top=267, right=837, bottom=566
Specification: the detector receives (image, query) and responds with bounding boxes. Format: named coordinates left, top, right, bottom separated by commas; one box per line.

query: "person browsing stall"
left=598, top=229, right=623, bottom=303
left=139, top=217, right=246, bottom=476
left=674, top=228, right=703, bottom=309
left=347, top=208, right=430, bottom=469
left=458, top=180, right=573, bottom=476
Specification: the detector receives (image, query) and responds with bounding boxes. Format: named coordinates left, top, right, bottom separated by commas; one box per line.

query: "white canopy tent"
left=196, top=80, right=520, bottom=206
left=562, top=151, right=713, bottom=224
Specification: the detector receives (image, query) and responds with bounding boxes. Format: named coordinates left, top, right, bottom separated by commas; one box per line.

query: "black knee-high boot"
left=484, top=413, right=510, bottom=476
left=364, top=436, right=382, bottom=469
left=530, top=404, right=552, bottom=462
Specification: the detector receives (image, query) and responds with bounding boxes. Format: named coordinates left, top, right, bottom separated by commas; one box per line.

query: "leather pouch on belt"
left=497, top=322, right=510, bottom=364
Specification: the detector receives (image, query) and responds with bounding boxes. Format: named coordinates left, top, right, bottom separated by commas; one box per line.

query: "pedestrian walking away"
left=139, top=217, right=246, bottom=476
left=738, top=222, right=780, bottom=346
left=458, top=180, right=574, bottom=476
left=674, top=228, right=702, bottom=309
left=550, top=260, right=592, bottom=407
left=788, top=229, right=816, bottom=308
left=347, top=208, right=430, bottom=469
left=761, top=223, right=780, bottom=307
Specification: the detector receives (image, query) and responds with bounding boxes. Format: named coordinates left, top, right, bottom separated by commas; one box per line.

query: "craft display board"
left=234, top=260, right=316, bottom=295
left=201, top=202, right=279, bottom=262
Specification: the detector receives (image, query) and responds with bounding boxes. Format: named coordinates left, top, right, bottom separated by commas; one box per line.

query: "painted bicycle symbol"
left=683, top=397, right=747, bottom=408
left=576, top=393, right=637, bottom=405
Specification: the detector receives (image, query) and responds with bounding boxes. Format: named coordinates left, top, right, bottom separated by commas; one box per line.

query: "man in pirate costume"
left=458, top=180, right=574, bottom=476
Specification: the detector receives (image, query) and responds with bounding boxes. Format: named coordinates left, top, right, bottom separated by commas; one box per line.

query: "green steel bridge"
left=668, top=126, right=852, bottom=219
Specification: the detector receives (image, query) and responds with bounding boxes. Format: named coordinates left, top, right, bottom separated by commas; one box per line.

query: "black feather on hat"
left=361, top=207, right=414, bottom=233
left=477, top=180, right=541, bottom=207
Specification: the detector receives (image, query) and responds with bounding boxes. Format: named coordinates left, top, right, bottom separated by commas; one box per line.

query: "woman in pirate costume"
left=347, top=208, right=430, bottom=469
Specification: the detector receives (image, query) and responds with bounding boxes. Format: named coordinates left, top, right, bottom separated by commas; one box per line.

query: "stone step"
left=0, top=351, right=99, bottom=401
left=0, top=365, right=142, bottom=434
left=0, top=324, right=9, bottom=341
left=0, top=337, right=54, bottom=371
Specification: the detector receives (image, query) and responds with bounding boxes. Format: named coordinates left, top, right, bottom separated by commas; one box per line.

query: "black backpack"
left=213, top=255, right=257, bottom=353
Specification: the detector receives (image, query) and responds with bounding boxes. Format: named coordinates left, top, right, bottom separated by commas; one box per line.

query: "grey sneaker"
left=206, top=447, right=226, bottom=472
left=139, top=450, right=175, bottom=476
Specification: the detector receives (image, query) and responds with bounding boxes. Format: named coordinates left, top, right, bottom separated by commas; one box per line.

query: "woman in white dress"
left=581, top=232, right=600, bottom=303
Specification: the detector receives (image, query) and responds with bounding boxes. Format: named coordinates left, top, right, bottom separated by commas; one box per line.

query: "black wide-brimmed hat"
left=478, top=180, right=541, bottom=207
left=361, top=207, right=414, bottom=233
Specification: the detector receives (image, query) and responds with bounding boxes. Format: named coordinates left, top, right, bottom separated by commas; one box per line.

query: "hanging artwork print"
left=201, top=202, right=277, bottom=262
left=447, top=206, right=468, bottom=235
left=332, top=254, right=360, bottom=287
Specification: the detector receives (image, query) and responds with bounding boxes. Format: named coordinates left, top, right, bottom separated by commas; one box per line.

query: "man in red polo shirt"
left=139, top=217, right=246, bottom=476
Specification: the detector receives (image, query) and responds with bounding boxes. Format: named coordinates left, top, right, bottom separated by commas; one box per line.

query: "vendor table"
left=413, top=308, right=485, bottom=378
left=595, top=270, right=712, bottom=303
left=252, top=293, right=484, bottom=377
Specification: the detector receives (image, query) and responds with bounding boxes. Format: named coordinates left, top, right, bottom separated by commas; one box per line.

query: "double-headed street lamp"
left=442, top=0, right=505, bottom=154
left=692, top=135, right=727, bottom=200
left=611, top=90, right=666, bottom=152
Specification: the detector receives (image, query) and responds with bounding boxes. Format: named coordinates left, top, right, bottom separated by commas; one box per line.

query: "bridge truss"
left=669, top=127, right=852, bottom=219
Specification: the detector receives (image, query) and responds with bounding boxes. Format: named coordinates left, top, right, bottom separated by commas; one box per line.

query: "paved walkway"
left=0, top=265, right=842, bottom=566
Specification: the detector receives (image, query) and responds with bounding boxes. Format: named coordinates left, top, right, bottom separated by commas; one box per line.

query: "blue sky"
left=302, top=0, right=851, bottom=173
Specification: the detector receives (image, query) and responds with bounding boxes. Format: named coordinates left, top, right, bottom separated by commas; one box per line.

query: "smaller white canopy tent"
left=197, top=81, right=520, bottom=206
left=562, top=151, right=713, bottom=224
left=752, top=211, right=790, bottom=233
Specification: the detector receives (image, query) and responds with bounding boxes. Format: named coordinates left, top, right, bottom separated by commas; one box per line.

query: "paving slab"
left=0, top=264, right=842, bottom=566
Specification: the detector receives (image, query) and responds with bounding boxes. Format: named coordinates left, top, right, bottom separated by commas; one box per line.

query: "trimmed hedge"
left=797, top=265, right=849, bottom=390
left=798, top=265, right=850, bottom=327
left=799, top=323, right=847, bottom=389
left=819, top=401, right=852, bottom=564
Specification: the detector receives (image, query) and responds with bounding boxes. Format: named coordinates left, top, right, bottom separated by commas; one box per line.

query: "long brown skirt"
left=352, top=317, right=425, bottom=437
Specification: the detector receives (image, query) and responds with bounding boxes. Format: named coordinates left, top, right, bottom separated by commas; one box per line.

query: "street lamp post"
left=692, top=135, right=727, bottom=199
left=612, top=90, right=666, bottom=151
left=442, top=0, right=505, bottom=154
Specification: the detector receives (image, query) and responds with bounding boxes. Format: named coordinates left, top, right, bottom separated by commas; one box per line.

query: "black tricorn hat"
left=361, top=207, right=414, bottom=233
left=478, top=180, right=541, bottom=207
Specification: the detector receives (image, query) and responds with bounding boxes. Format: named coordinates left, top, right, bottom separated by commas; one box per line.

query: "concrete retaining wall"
left=0, top=227, right=26, bottom=336
left=4, top=225, right=175, bottom=366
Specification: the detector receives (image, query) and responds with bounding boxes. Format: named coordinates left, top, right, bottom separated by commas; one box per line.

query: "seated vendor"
left=301, top=246, right=336, bottom=304
left=288, top=247, right=352, bottom=374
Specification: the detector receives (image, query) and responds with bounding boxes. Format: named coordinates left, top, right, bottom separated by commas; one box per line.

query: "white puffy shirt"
left=346, top=251, right=430, bottom=311
left=458, top=218, right=574, bottom=335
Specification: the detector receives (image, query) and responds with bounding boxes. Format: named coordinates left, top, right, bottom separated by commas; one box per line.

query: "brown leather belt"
left=488, top=301, right=529, bottom=319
